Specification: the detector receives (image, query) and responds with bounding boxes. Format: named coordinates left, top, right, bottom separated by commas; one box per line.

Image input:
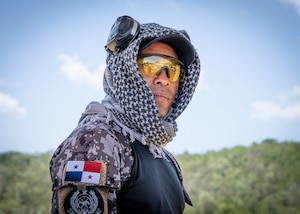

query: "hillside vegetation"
left=0, top=139, right=299, bottom=214
left=178, top=139, right=300, bottom=214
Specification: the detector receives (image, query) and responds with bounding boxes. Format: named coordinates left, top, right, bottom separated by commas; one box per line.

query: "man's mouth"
left=153, top=93, right=169, bottom=101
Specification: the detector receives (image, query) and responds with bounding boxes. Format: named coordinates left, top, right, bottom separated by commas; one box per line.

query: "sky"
left=0, top=0, right=300, bottom=155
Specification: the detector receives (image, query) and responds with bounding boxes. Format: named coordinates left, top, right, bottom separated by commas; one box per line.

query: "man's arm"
left=50, top=125, right=126, bottom=214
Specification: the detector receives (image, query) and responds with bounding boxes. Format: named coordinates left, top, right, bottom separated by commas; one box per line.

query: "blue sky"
left=1, top=0, right=300, bottom=154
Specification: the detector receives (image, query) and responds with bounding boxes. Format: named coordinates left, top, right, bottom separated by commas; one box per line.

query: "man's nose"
left=154, top=67, right=171, bottom=86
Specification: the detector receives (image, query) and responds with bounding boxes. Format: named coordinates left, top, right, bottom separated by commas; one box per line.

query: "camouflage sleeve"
left=49, top=123, right=133, bottom=214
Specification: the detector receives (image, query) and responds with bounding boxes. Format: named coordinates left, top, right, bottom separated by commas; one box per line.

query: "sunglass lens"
left=137, top=55, right=185, bottom=82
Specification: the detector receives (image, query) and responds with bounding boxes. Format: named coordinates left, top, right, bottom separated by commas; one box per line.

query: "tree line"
left=0, top=139, right=299, bottom=214
left=178, top=139, right=300, bottom=214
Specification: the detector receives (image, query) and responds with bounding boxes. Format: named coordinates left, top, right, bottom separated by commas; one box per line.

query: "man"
left=50, top=15, right=200, bottom=214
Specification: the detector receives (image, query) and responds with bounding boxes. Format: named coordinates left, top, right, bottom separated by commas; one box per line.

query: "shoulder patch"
left=63, top=161, right=107, bottom=186
left=59, top=161, right=109, bottom=214
left=59, top=186, right=108, bottom=214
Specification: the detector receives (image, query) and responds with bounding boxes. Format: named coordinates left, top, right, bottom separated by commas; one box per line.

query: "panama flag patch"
left=64, top=161, right=102, bottom=184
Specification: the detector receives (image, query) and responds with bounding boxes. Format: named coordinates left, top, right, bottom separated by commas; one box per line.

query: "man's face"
left=139, top=42, right=179, bottom=117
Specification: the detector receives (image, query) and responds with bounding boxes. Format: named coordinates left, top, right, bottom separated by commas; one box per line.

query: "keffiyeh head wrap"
left=101, top=22, right=200, bottom=157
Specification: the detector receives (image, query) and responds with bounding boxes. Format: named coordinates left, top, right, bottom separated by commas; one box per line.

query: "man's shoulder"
left=49, top=120, right=134, bottom=214
left=50, top=121, right=134, bottom=190
left=52, top=121, right=129, bottom=162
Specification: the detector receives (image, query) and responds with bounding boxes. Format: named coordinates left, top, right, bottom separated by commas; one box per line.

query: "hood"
left=103, top=22, right=201, bottom=147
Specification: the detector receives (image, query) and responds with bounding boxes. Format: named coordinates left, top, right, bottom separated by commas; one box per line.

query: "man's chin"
left=156, top=105, right=170, bottom=118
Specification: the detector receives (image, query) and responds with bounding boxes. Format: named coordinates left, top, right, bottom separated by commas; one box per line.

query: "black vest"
left=117, top=141, right=185, bottom=214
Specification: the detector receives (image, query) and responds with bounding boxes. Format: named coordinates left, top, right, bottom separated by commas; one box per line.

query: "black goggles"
left=137, top=54, right=187, bottom=82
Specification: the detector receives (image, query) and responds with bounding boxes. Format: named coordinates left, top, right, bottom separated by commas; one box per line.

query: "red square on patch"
left=83, top=161, right=102, bottom=173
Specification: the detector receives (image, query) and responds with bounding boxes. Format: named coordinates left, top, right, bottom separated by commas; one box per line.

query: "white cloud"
left=292, top=85, right=300, bottom=95
left=0, top=92, right=27, bottom=117
left=58, top=54, right=104, bottom=90
left=280, top=0, right=300, bottom=14
left=251, top=85, right=300, bottom=121
left=252, top=101, right=300, bottom=121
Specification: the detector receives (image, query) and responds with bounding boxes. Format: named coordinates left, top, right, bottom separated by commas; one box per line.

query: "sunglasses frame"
left=137, top=54, right=187, bottom=82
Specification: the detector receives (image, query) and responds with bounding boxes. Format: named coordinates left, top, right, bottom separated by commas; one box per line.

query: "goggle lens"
left=137, top=54, right=186, bottom=82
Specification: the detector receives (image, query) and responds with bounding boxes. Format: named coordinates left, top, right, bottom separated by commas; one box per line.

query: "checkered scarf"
left=101, top=22, right=201, bottom=157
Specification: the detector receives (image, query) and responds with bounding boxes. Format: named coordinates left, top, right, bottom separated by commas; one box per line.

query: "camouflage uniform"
left=50, top=17, right=200, bottom=214
left=50, top=103, right=192, bottom=213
